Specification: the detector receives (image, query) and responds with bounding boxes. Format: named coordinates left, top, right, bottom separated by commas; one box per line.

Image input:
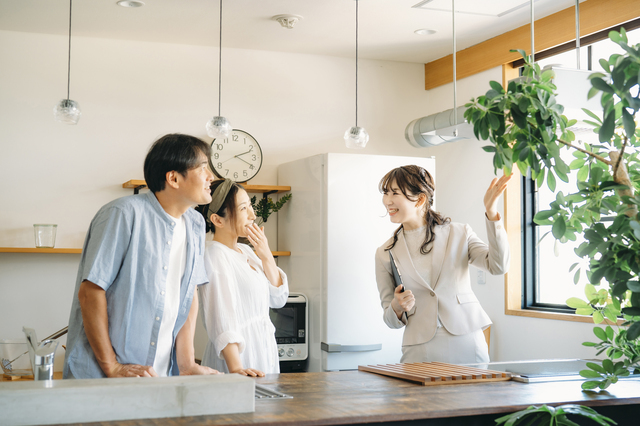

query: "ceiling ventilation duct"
left=404, top=106, right=474, bottom=148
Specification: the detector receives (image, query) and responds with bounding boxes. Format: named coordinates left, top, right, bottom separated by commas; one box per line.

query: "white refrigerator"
left=277, top=153, right=436, bottom=372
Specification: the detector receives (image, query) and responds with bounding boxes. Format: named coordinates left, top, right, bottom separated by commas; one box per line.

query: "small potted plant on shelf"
left=250, top=193, right=292, bottom=226
left=464, top=29, right=640, bottom=391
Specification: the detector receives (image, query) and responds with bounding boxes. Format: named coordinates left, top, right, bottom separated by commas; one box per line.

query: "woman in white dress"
left=375, top=166, right=511, bottom=364
left=196, top=178, right=289, bottom=376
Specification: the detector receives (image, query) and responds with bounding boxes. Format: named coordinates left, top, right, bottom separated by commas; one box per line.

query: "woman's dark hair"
left=143, top=133, right=212, bottom=193
left=195, top=179, right=243, bottom=234
left=379, top=165, right=450, bottom=254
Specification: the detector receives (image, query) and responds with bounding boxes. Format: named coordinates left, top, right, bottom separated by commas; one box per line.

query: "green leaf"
left=573, top=268, right=581, bottom=284
left=547, top=170, right=557, bottom=192
left=593, top=311, right=604, bottom=324
left=482, top=145, right=496, bottom=153
left=586, top=362, right=606, bottom=374
left=577, top=165, right=589, bottom=182
left=599, top=110, right=616, bottom=142
left=580, top=369, right=603, bottom=379
left=599, top=58, right=611, bottom=72
left=591, top=77, right=615, bottom=94
left=566, top=297, right=589, bottom=308
left=622, top=108, right=636, bottom=137
left=628, top=322, right=640, bottom=340
left=627, top=281, right=640, bottom=292
left=582, top=108, right=603, bottom=123
left=576, top=307, right=596, bottom=315
left=581, top=380, right=601, bottom=390
left=552, top=216, right=566, bottom=239
left=489, top=80, right=504, bottom=94
left=593, top=327, right=607, bottom=341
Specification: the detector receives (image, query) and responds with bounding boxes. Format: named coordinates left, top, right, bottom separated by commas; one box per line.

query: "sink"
left=466, top=359, right=640, bottom=383
left=0, top=374, right=254, bottom=426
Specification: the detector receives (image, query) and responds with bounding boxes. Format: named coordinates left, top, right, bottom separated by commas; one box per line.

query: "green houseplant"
left=464, top=29, right=640, bottom=391
left=250, top=193, right=292, bottom=226
left=494, top=404, right=616, bottom=426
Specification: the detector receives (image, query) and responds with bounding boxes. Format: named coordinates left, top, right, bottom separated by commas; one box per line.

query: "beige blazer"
left=375, top=216, right=509, bottom=347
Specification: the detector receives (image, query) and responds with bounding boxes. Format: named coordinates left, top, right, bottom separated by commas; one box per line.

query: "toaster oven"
left=269, top=293, right=308, bottom=371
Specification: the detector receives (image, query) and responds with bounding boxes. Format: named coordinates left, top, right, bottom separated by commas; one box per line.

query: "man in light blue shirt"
left=64, top=134, right=219, bottom=378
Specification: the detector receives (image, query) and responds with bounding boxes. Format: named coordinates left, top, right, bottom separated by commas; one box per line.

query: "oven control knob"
left=278, top=348, right=285, bottom=357
left=286, top=348, right=295, bottom=357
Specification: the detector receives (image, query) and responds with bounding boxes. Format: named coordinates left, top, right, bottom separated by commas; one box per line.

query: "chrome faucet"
left=23, top=327, right=59, bottom=381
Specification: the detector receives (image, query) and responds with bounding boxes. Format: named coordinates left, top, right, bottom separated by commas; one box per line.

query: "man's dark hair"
left=143, top=134, right=212, bottom=193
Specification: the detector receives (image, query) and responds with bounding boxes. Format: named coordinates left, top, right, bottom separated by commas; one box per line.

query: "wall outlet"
left=477, top=270, right=486, bottom=284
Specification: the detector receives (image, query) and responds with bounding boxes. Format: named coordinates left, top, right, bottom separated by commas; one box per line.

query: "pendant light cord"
left=575, top=0, right=580, bottom=69
left=452, top=0, right=457, bottom=130
left=67, top=0, right=72, bottom=101
left=218, top=0, right=223, bottom=116
left=355, top=0, right=359, bottom=128
left=530, top=0, right=535, bottom=62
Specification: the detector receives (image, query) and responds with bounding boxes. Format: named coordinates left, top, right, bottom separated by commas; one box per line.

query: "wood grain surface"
left=358, top=362, right=511, bottom=385
left=47, top=370, right=640, bottom=426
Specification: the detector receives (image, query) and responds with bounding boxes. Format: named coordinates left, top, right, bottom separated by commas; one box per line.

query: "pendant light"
left=206, top=0, right=231, bottom=139
left=53, top=0, right=81, bottom=124
left=344, top=0, right=369, bottom=149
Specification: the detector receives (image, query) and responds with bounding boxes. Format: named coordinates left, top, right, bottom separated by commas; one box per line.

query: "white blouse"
left=199, top=241, right=289, bottom=374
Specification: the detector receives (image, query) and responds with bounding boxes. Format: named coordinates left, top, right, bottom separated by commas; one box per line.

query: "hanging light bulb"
left=344, top=126, right=369, bottom=149
left=344, top=0, right=368, bottom=149
left=206, top=116, right=231, bottom=138
left=206, top=0, right=231, bottom=138
left=54, top=0, right=81, bottom=125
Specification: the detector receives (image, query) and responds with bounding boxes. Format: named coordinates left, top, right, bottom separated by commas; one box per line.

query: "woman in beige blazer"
left=375, top=166, right=511, bottom=364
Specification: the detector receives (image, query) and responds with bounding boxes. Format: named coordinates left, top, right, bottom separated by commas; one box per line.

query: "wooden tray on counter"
left=358, top=362, right=512, bottom=386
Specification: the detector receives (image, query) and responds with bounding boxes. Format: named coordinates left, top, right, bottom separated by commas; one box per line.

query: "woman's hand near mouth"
left=245, top=223, right=284, bottom=288
left=246, top=223, right=271, bottom=260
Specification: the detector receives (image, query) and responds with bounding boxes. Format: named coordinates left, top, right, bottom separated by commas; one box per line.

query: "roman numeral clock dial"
left=210, top=129, right=263, bottom=183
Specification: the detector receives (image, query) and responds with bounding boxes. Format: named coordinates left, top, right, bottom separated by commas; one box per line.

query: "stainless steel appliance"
left=269, top=293, right=308, bottom=372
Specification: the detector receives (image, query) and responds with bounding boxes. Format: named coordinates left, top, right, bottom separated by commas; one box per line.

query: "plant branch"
left=613, top=136, right=629, bottom=178
left=557, top=139, right=613, bottom=166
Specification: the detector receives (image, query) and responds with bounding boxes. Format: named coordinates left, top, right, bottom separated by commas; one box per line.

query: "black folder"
left=389, top=251, right=404, bottom=293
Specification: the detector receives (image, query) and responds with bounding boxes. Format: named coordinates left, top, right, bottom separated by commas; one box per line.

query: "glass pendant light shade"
left=206, top=116, right=232, bottom=139
left=344, top=126, right=369, bottom=149
left=54, top=99, right=81, bottom=124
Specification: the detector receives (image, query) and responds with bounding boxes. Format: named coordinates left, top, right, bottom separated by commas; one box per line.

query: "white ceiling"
left=0, top=0, right=582, bottom=64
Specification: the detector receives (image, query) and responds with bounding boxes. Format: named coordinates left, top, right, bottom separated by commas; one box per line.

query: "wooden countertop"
left=54, top=370, right=640, bottom=426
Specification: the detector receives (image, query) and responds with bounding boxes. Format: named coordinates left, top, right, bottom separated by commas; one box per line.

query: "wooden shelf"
left=123, top=180, right=291, bottom=194
left=0, top=248, right=82, bottom=254
left=0, top=247, right=289, bottom=257
left=272, top=251, right=291, bottom=257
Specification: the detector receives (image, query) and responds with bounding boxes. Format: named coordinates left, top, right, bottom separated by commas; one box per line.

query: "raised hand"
left=484, top=173, right=513, bottom=221
left=245, top=223, right=272, bottom=261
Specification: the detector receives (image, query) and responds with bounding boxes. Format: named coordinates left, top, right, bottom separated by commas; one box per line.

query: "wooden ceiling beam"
left=424, top=0, right=640, bottom=90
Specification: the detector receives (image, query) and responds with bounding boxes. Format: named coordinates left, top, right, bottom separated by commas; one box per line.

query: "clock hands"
left=235, top=156, right=253, bottom=167
left=234, top=149, right=253, bottom=158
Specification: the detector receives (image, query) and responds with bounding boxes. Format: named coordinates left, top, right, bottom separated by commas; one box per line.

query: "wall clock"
left=210, top=129, right=263, bottom=183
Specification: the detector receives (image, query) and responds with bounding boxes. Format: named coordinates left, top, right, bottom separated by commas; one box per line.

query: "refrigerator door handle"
left=320, top=342, right=382, bottom=353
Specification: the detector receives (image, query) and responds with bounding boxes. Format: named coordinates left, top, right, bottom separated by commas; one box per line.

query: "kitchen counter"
left=53, top=370, right=640, bottom=426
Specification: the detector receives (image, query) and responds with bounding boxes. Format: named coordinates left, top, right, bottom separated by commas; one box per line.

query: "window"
left=522, top=28, right=640, bottom=312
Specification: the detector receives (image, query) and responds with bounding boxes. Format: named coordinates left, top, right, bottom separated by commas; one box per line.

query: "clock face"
left=210, top=129, right=263, bottom=183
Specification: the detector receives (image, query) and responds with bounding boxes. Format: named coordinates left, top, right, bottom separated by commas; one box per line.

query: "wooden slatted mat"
left=358, top=362, right=512, bottom=386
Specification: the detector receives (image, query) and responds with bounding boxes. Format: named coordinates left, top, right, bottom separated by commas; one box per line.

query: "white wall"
left=0, top=29, right=598, bottom=372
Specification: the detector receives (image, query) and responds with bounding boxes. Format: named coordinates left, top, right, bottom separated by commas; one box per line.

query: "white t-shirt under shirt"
left=403, top=225, right=442, bottom=328
left=153, top=215, right=186, bottom=376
